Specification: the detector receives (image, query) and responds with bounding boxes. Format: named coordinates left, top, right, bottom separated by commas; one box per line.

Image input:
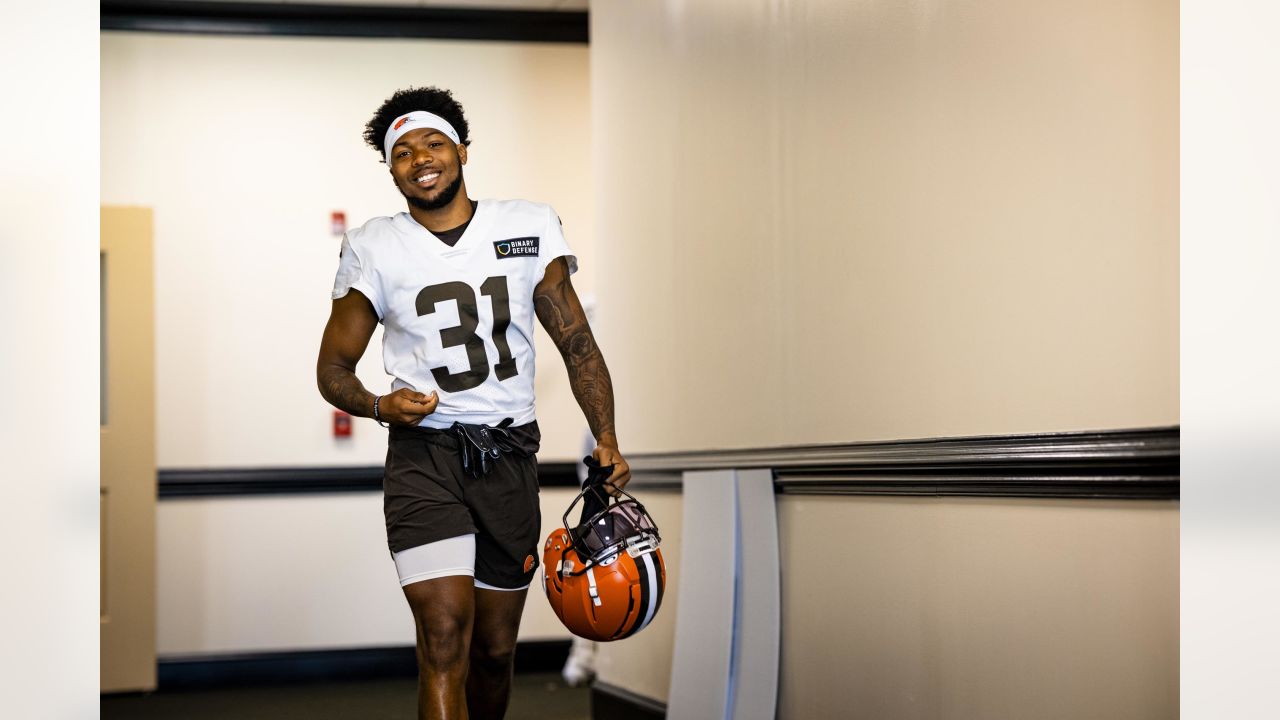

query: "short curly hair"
left=363, top=86, right=471, bottom=161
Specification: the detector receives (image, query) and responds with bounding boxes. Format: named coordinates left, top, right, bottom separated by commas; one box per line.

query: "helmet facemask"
left=562, top=483, right=661, bottom=572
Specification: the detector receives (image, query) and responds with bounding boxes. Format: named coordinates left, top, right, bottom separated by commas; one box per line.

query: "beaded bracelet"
left=373, top=395, right=390, bottom=428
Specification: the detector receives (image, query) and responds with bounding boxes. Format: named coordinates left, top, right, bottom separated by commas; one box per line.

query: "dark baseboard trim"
left=536, top=462, right=583, bottom=489
left=101, top=1, right=589, bottom=43
left=510, top=639, right=574, bottom=675
left=150, top=640, right=571, bottom=691
left=591, top=681, right=667, bottom=720
left=158, top=461, right=580, bottom=498
left=631, top=426, right=1179, bottom=500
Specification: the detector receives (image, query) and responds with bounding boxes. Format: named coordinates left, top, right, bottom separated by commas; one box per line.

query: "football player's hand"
left=380, top=388, right=438, bottom=425
left=593, top=441, right=631, bottom=495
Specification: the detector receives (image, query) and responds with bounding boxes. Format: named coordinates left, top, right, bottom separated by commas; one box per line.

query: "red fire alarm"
left=331, top=211, right=347, bottom=236
left=333, top=410, right=353, bottom=438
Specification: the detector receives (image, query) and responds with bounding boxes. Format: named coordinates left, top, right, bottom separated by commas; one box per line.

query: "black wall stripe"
left=139, top=640, right=571, bottom=692
left=775, top=474, right=1179, bottom=499
left=101, top=1, right=589, bottom=43
left=157, top=428, right=1176, bottom=499
left=158, top=461, right=580, bottom=497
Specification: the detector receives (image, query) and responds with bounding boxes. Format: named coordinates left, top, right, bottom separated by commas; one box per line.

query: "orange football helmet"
left=542, top=459, right=666, bottom=642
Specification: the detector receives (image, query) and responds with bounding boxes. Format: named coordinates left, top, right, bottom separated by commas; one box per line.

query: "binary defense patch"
left=493, top=237, right=539, bottom=259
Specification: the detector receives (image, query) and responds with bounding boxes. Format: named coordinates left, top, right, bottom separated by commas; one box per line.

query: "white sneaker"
left=562, top=656, right=595, bottom=687
left=561, top=640, right=597, bottom=687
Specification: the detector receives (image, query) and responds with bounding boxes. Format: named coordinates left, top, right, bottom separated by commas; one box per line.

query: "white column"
left=731, top=469, right=780, bottom=720
left=667, top=469, right=780, bottom=720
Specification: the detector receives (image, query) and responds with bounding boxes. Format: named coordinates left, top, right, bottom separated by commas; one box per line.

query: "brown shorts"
left=383, top=422, right=542, bottom=589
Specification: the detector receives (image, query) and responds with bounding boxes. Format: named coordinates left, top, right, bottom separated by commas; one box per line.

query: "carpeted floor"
left=101, top=672, right=590, bottom=720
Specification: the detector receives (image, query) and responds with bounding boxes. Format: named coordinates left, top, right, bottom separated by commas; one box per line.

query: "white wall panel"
left=157, top=487, right=581, bottom=655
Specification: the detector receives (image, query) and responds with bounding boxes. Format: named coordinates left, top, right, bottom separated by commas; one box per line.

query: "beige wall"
left=102, top=31, right=593, bottom=467
left=592, top=0, right=1178, bottom=453
left=590, top=2, right=1177, bottom=707
left=102, top=31, right=592, bottom=655
left=776, top=495, right=1178, bottom=719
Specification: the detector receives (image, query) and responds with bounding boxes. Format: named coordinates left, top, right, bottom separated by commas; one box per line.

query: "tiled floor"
left=101, top=672, right=590, bottom=720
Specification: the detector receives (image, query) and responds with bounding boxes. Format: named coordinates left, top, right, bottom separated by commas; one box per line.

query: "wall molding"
left=775, top=474, right=1178, bottom=499
left=157, top=428, right=1179, bottom=498
left=158, top=461, right=580, bottom=497
left=629, top=426, right=1179, bottom=499
left=101, top=1, right=590, bottom=43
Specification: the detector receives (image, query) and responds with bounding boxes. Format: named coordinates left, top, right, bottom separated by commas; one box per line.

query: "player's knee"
left=470, top=633, right=517, bottom=673
left=419, top=614, right=470, bottom=672
left=409, top=597, right=471, bottom=671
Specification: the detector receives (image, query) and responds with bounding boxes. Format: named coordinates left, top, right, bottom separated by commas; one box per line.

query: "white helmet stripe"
left=637, top=551, right=659, bottom=632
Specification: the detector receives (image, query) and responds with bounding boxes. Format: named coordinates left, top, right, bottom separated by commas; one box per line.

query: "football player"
left=316, top=86, right=630, bottom=720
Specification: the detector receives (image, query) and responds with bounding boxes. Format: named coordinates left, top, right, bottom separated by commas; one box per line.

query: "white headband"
left=383, top=111, right=461, bottom=163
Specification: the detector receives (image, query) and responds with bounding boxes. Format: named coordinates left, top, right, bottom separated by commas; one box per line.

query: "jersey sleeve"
left=332, top=234, right=385, bottom=321
left=537, top=205, right=578, bottom=284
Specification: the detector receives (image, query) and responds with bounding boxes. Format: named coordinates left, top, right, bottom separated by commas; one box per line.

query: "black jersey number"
left=415, top=276, right=517, bottom=393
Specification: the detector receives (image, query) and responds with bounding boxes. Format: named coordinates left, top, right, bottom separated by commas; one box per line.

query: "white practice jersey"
left=332, top=199, right=577, bottom=429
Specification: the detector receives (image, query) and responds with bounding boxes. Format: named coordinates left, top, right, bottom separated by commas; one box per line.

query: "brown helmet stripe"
left=619, top=551, right=660, bottom=639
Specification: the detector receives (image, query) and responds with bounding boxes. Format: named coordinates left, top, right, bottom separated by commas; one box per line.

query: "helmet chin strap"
left=579, top=455, right=615, bottom=523
left=586, top=567, right=602, bottom=607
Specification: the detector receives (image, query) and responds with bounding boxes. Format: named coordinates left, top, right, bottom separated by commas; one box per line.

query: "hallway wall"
left=592, top=0, right=1178, bottom=453
left=102, top=30, right=592, bottom=654
left=102, top=31, right=594, bottom=468
left=589, top=0, right=1179, bottom=715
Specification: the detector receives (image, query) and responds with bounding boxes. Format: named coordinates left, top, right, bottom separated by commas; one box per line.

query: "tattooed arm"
left=316, top=290, right=437, bottom=426
left=534, top=256, right=631, bottom=490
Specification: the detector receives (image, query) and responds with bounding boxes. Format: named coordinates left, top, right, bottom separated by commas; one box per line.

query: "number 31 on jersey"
left=416, top=276, right=517, bottom=393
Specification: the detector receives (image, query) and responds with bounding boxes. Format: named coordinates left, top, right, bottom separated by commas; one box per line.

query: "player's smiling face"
left=389, top=128, right=468, bottom=208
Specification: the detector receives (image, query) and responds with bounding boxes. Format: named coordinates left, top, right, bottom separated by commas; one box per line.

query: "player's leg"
left=384, top=427, right=485, bottom=719
left=403, top=574, right=475, bottom=720
left=463, top=451, right=542, bottom=720
left=466, top=584, right=531, bottom=719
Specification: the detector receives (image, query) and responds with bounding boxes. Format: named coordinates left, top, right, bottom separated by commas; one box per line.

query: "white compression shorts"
left=392, top=534, right=530, bottom=591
